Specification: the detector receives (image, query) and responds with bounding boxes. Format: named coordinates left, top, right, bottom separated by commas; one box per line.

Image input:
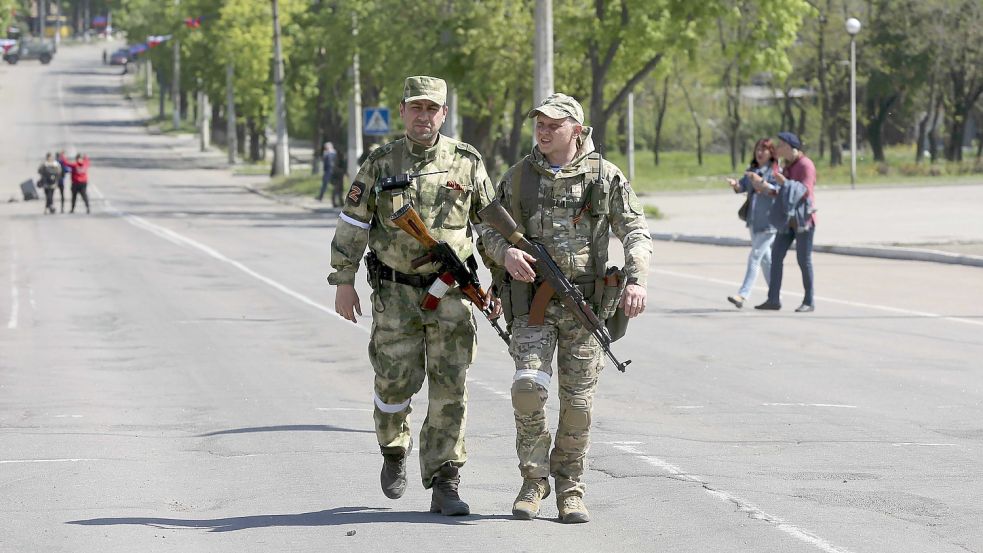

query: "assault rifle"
left=390, top=203, right=510, bottom=345
left=478, top=200, right=631, bottom=372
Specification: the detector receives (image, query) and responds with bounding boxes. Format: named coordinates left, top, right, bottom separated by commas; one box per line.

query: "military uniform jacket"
left=328, top=135, right=496, bottom=286
left=479, top=128, right=653, bottom=287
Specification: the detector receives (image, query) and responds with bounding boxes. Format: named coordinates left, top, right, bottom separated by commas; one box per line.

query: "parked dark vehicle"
left=108, top=49, right=129, bottom=66
left=3, top=38, right=54, bottom=65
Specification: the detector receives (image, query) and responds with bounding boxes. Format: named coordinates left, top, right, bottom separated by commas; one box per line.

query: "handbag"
left=737, top=196, right=750, bottom=222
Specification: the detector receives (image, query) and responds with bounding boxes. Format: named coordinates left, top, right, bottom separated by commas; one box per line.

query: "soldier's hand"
left=484, top=288, right=503, bottom=319
left=505, top=248, right=537, bottom=283
left=335, top=284, right=362, bottom=323
left=620, top=284, right=647, bottom=319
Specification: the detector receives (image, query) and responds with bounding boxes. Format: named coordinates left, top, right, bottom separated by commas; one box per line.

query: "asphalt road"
left=2, top=43, right=982, bottom=553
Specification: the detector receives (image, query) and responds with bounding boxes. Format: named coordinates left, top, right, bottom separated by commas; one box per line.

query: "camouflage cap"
left=403, top=75, right=447, bottom=106
left=527, top=93, right=584, bottom=124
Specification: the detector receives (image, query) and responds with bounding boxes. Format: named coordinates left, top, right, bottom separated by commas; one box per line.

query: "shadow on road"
left=67, top=506, right=513, bottom=530
left=198, top=424, right=374, bottom=437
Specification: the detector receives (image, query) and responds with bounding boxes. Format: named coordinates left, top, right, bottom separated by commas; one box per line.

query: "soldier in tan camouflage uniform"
left=327, top=76, right=496, bottom=516
left=478, top=93, right=652, bottom=523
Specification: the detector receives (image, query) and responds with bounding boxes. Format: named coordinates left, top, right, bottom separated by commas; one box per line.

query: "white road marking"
left=89, top=186, right=366, bottom=332
left=762, top=403, right=857, bottom=409
left=609, top=443, right=857, bottom=553
left=7, top=240, right=18, bottom=329
left=0, top=458, right=104, bottom=465
left=469, top=378, right=511, bottom=400
left=891, top=442, right=957, bottom=447
left=655, top=268, right=983, bottom=327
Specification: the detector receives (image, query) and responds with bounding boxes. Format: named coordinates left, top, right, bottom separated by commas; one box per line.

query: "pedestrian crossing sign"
left=363, top=107, right=390, bottom=136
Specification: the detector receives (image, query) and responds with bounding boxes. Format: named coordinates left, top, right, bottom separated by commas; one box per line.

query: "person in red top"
left=751, top=131, right=817, bottom=312
left=64, top=153, right=91, bottom=214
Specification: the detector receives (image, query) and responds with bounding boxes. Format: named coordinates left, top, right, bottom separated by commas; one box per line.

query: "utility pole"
left=198, top=79, right=210, bottom=151
left=347, top=12, right=362, bottom=183
left=39, top=0, right=46, bottom=44
left=271, top=0, right=290, bottom=176
left=445, top=88, right=458, bottom=138
left=226, top=63, right=237, bottom=165
left=172, top=0, right=181, bottom=131
left=627, top=92, right=635, bottom=181
left=533, top=0, right=554, bottom=107
left=55, top=0, right=62, bottom=49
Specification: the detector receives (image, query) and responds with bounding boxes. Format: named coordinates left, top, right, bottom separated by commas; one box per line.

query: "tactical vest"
left=502, top=153, right=621, bottom=321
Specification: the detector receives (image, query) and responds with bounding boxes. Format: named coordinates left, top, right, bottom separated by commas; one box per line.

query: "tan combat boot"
left=511, top=478, right=551, bottom=520
left=557, top=495, right=590, bottom=524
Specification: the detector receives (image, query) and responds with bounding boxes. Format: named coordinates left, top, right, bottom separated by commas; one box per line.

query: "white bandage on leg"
left=373, top=392, right=411, bottom=414
left=513, top=369, right=551, bottom=389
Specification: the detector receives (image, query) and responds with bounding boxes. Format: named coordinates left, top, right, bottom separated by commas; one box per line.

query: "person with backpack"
left=37, top=153, right=63, bottom=215
left=64, top=153, right=91, bottom=214
left=478, top=93, right=652, bottom=523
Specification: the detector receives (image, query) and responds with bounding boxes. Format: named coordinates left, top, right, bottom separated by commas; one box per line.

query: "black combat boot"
left=380, top=439, right=412, bottom=499
left=429, top=463, right=470, bottom=516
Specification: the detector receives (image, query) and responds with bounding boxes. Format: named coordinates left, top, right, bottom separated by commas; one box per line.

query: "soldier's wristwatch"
left=626, top=277, right=639, bottom=286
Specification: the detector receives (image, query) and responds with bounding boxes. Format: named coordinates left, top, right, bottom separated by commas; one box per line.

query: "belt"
left=376, top=264, right=440, bottom=288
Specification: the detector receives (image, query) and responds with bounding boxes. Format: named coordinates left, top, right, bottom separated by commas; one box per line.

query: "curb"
left=652, top=233, right=983, bottom=268
left=233, top=189, right=983, bottom=269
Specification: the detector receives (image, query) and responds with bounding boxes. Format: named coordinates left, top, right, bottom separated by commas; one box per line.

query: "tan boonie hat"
left=527, top=92, right=585, bottom=124
left=403, top=75, right=447, bottom=106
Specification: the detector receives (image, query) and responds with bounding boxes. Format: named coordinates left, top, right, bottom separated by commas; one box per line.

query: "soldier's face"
left=535, top=114, right=580, bottom=157
left=400, top=99, right=447, bottom=145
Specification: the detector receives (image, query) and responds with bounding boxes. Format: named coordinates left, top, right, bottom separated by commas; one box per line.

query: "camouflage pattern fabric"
left=328, top=135, right=495, bottom=286
left=478, top=125, right=652, bottom=500
left=328, top=132, right=494, bottom=488
left=370, top=281, right=476, bottom=488
left=509, top=302, right=601, bottom=498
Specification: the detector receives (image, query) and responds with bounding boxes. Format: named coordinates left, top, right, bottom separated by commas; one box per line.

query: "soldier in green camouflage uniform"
left=327, top=76, right=496, bottom=516
left=478, top=93, right=652, bottom=523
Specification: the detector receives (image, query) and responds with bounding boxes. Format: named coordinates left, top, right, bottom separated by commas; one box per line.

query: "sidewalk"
left=644, top=182, right=983, bottom=267
left=246, top=178, right=983, bottom=268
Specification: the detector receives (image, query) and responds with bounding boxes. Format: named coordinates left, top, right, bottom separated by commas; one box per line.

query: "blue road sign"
left=363, top=107, right=390, bottom=136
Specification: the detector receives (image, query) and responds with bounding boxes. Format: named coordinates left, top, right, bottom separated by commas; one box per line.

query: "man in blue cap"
left=750, top=131, right=817, bottom=312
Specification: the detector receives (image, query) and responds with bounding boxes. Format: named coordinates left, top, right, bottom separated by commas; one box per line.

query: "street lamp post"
left=846, top=17, right=861, bottom=189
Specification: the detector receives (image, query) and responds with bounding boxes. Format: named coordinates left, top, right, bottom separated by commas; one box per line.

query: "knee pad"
left=511, top=379, right=547, bottom=414
left=561, top=397, right=591, bottom=431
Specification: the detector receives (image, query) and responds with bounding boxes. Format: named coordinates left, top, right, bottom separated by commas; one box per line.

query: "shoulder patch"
left=367, top=143, right=393, bottom=162
left=346, top=181, right=367, bottom=206
left=455, top=142, right=482, bottom=159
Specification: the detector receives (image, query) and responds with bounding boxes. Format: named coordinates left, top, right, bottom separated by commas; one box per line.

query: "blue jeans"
left=767, top=226, right=815, bottom=306
left=738, top=230, right=775, bottom=299
left=317, top=171, right=332, bottom=201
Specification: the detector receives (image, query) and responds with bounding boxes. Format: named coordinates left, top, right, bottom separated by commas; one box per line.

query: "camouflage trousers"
left=368, top=279, right=476, bottom=488
left=509, top=300, right=602, bottom=498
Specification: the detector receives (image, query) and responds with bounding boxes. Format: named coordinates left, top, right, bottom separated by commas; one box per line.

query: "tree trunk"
left=247, top=118, right=261, bottom=162
left=677, top=74, right=702, bottom=166
left=653, top=75, right=669, bottom=166
left=928, top=96, right=942, bottom=163
left=502, top=91, right=526, bottom=167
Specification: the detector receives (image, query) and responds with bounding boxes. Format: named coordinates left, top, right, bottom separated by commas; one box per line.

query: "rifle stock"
left=390, top=203, right=510, bottom=345
left=478, top=200, right=632, bottom=372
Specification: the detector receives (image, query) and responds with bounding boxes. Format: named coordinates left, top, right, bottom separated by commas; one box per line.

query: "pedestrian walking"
left=725, top=138, right=780, bottom=308
left=327, top=76, right=496, bottom=516
left=754, top=131, right=817, bottom=312
left=56, top=150, right=70, bottom=213
left=316, top=142, right=336, bottom=203
left=64, top=153, right=91, bottom=214
left=478, top=93, right=653, bottom=523
left=37, top=153, right=62, bottom=215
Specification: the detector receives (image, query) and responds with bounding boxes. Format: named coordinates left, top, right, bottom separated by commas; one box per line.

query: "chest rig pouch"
left=499, top=152, right=627, bottom=341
